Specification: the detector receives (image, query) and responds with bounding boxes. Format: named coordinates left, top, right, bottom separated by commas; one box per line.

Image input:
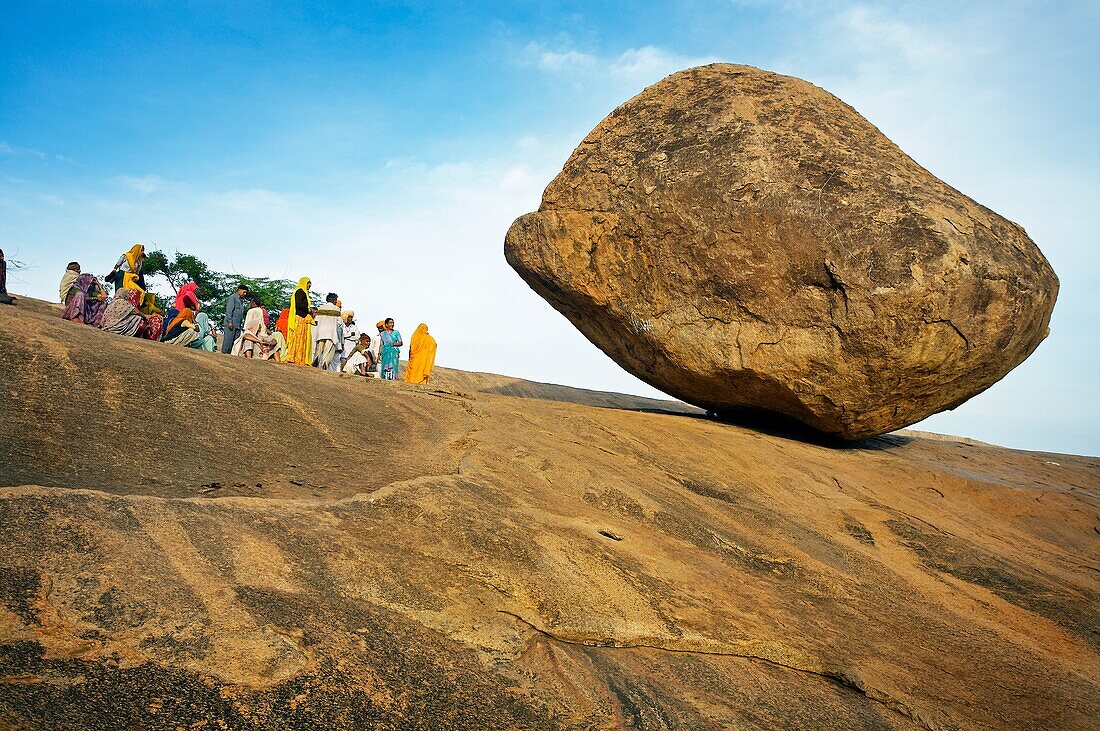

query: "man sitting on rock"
left=343, top=333, right=377, bottom=377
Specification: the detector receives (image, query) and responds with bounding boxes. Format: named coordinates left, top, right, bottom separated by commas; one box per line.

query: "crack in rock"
left=496, top=609, right=939, bottom=731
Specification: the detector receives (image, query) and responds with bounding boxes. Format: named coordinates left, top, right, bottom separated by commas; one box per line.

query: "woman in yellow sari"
left=403, top=323, right=437, bottom=384
left=124, top=244, right=144, bottom=273
left=111, top=244, right=146, bottom=290
left=285, top=277, right=315, bottom=365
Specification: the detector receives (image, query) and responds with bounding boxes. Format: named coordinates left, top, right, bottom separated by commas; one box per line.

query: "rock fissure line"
left=924, top=317, right=972, bottom=350
left=495, top=609, right=936, bottom=731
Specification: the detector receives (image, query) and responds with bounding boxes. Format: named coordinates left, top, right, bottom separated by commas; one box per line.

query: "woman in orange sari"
left=284, top=277, right=315, bottom=365
left=403, top=323, right=437, bottom=384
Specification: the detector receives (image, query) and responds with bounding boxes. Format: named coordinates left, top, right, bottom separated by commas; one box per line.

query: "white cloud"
left=837, top=5, right=959, bottom=66
left=0, top=141, right=47, bottom=159
left=609, top=45, right=719, bottom=80
left=210, top=188, right=292, bottom=213
left=520, top=41, right=720, bottom=87
left=523, top=42, right=597, bottom=72
left=498, top=164, right=541, bottom=192
left=113, top=174, right=169, bottom=195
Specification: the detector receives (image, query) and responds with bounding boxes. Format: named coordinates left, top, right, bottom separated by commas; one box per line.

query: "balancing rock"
left=505, top=63, right=1058, bottom=439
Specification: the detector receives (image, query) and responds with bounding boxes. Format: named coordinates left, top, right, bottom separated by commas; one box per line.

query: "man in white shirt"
left=340, top=310, right=359, bottom=368
left=313, top=293, right=342, bottom=370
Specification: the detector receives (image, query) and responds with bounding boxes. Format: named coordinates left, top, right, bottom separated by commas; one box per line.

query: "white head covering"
left=243, top=306, right=266, bottom=336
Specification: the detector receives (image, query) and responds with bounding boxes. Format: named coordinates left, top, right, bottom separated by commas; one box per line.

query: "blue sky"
left=2, top=1, right=1097, bottom=455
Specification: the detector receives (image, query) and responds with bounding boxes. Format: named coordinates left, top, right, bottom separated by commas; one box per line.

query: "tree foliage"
left=144, top=249, right=296, bottom=324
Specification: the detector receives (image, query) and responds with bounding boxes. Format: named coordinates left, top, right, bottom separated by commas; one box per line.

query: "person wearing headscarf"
left=100, top=287, right=147, bottom=337
left=175, top=282, right=201, bottom=311
left=340, top=310, right=359, bottom=366
left=121, top=271, right=144, bottom=293
left=270, top=307, right=289, bottom=361
left=220, top=283, right=249, bottom=354
left=232, top=298, right=276, bottom=359
left=0, top=249, right=15, bottom=305
left=269, top=329, right=286, bottom=362
left=164, top=281, right=200, bottom=332
left=379, top=317, right=403, bottom=380
left=119, top=269, right=162, bottom=337
left=163, top=308, right=200, bottom=347
left=313, top=293, right=342, bottom=370
left=343, top=333, right=377, bottom=376
left=61, top=273, right=109, bottom=326
left=59, top=262, right=81, bottom=303
left=188, top=311, right=217, bottom=352
left=137, top=290, right=164, bottom=340
left=275, top=307, right=289, bottom=336
left=403, top=323, right=438, bottom=385
left=109, top=244, right=146, bottom=291
left=285, top=277, right=315, bottom=365
left=124, top=243, right=144, bottom=277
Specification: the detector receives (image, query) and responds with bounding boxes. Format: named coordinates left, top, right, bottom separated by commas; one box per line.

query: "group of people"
left=55, top=244, right=439, bottom=383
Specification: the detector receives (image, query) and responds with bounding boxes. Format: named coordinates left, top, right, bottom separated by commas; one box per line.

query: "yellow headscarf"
left=121, top=272, right=145, bottom=294
left=141, top=292, right=161, bottom=316
left=403, top=323, right=437, bottom=385
left=125, top=244, right=145, bottom=273
left=285, top=277, right=315, bottom=366
left=287, top=277, right=311, bottom=339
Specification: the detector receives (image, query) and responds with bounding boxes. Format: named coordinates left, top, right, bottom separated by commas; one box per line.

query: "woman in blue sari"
left=379, top=317, right=403, bottom=380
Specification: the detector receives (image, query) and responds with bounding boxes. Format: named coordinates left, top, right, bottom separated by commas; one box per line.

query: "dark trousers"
left=0, top=260, right=12, bottom=304
left=220, top=322, right=241, bottom=353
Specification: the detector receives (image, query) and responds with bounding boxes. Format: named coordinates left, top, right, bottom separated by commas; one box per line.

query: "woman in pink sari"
left=174, top=282, right=200, bottom=311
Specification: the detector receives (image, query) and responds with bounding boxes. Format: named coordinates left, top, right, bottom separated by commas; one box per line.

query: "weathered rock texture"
left=505, top=63, right=1058, bottom=439
left=0, top=296, right=1097, bottom=730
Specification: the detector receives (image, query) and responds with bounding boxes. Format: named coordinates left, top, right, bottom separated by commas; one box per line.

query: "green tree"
left=235, top=275, right=297, bottom=324
left=145, top=249, right=295, bottom=324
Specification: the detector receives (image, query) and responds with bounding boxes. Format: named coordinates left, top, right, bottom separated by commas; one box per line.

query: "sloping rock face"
left=505, top=63, right=1058, bottom=439
left=1, top=298, right=1098, bottom=730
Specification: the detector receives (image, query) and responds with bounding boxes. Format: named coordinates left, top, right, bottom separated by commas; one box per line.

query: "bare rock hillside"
left=0, top=296, right=1096, bottom=730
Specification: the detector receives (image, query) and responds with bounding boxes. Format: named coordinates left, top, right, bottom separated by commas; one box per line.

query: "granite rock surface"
left=506, top=64, right=1058, bottom=439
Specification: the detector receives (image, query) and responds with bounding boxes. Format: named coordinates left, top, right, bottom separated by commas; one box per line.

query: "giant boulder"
left=505, top=64, right=1058, bottom=439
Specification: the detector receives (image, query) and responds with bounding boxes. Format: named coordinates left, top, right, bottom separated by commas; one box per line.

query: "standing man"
left=312, top=293, right=342, bottom=370
left=0, top=249, right=15, bottom=305
left=369, top=321, right=385, bottom=377
left=220, top=283, right=248, bottom=354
